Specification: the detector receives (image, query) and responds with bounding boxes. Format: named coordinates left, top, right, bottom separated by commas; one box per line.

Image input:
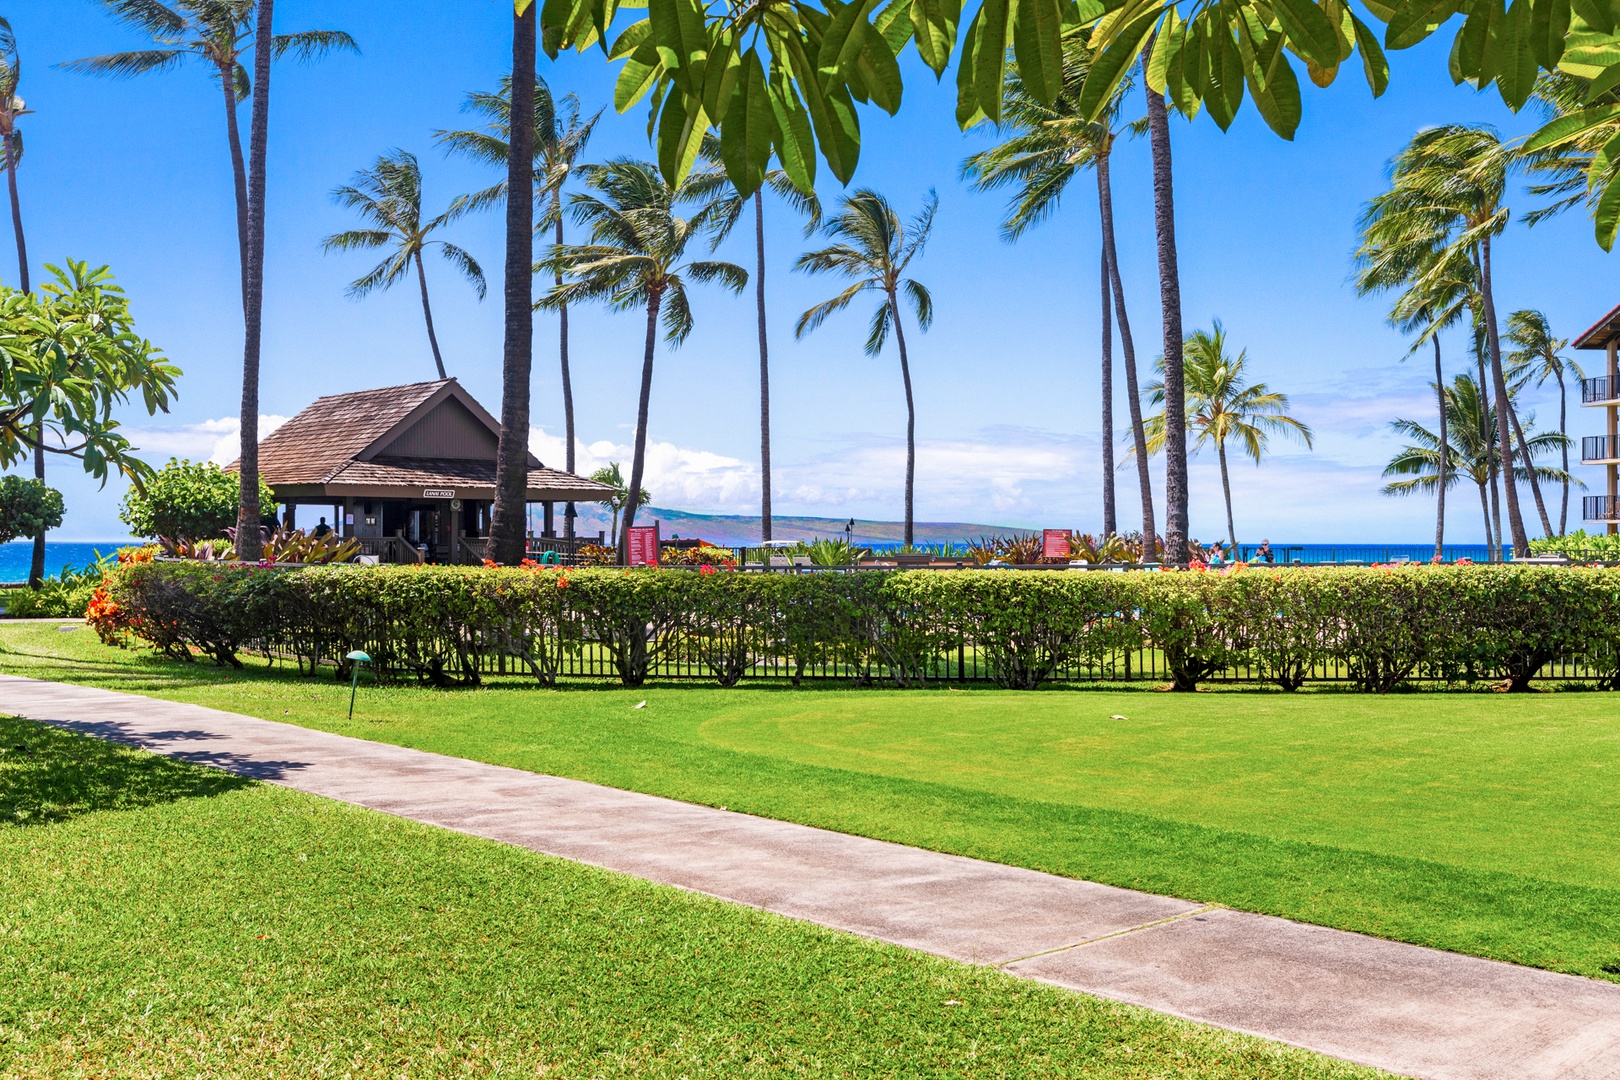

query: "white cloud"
left=125, top=415, right=289, bottom=466
left=529, top=426, right=759, bottom=509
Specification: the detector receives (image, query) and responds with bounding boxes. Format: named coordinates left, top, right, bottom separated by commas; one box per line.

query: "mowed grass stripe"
left=0, top=716, right=1385, bottom=1080
left=4, top=623, right=1618, bottom=981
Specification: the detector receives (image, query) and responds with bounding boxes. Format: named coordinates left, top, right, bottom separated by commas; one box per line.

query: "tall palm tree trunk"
left=755, top=190, right=773, bottom=543
left=1145, top=80, right=1187, bottom=565
left=218, top=59, right=249, bottom=310
left=1507, top=401, right=1553, bottom=537
left=621, top=291, right=662, bottom=549
left=1480, top=237, right=1527, bottom=557
left=234, top=0, right=273, bottom=563
left=6, top=127, right=43, bottom=587
left=1475, top=345, right=1500, bottom=560
left=1099, top=236, right=1116, bottom=536
left=412, top=250, right=448, bottom=380
left=488, top=2, right=537, bottom=566
left=1558, top=370, right=1569, bottom=534
left=890, top=294, right=917, bottom=548
left=1097, top=148, right=1155, bottom=557
left=1217, top=439, right=1236, bottom=550
left=556, top=211, right=576, bottom=539
left=1432, top=336, right=1446, bottom=561
left=1477, top=479, right=1493, bottom=554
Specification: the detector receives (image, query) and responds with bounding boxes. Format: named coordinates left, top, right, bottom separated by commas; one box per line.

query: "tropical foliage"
left=0, top=473, right=62, bottom=545
left=0, top=262, right=178, bottom=485
left=588, top=462, right=651, bottom=546
left=118, top=458, right=275, bottom=541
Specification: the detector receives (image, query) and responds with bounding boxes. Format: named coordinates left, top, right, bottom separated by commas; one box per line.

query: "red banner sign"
left=626, top=524, right=660, bottom=567
left=1042, top=529, right=1070, bottom=560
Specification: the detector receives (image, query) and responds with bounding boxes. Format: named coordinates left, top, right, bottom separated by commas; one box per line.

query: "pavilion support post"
left=543, top=501, right=555, bottom=538
left=342, top=498, right=353, bottom=539
left=285, top=503, right=296, bottom=530
left=447, top=500, right=459, bottom=565
left=1609, top=341, right=1618, bottom=537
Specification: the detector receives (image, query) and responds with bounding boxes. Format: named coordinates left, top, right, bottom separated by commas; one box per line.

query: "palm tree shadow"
left=1, top=716, right=255, bottom=828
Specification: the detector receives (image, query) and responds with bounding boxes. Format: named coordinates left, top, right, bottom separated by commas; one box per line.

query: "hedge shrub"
left=88, top=562, right=1620, bottom=692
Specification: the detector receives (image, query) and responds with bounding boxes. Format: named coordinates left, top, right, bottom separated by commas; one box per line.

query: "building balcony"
left=1583, top=436, right=1620, bottom=464
left=1583, top=376, right=1620, bottom=405
left=1585, top=496, right=1620, bottom=523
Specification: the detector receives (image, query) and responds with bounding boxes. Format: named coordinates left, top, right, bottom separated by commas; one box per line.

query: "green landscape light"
left=345, top=650, right=371, bottom=719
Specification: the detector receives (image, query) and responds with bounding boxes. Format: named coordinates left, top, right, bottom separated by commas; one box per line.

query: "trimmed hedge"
left=89, top=562, right=1620, bottom=692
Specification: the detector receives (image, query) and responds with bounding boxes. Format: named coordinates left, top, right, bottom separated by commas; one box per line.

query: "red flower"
left=699, top=564, right=716, bottom=575
left=556, top=576, right=570, bottom=589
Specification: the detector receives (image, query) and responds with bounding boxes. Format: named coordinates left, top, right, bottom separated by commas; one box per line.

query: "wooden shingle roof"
left=238, top=379, right=616, bottom=503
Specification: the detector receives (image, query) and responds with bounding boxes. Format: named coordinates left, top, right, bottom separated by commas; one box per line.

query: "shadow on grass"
left=0, top=715, right=254, bottom=827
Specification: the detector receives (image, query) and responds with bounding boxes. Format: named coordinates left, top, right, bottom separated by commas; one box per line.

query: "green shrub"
left=4, top=557, right=109, bottom=618
left=91, top=563, right=1620, bottom=692
left=0, top=475, right=64, bottom=546
left=119, top=459, right=276, bottom=541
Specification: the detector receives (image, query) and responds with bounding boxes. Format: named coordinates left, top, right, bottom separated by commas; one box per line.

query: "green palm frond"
left=270, top=29, right=359, bottom=62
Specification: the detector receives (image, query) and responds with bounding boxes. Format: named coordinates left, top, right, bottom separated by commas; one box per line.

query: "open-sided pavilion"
left=238, top=379, right=615, bottom=563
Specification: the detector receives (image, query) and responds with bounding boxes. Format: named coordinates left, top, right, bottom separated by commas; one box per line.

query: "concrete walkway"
left=4, top=673, right=1619, bottom=1080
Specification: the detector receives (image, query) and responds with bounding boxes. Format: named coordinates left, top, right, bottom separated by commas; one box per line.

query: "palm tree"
left=321, top=150, right=485, bottom=380
left=233, top=0, right=273, bottom=561
left=65, top=1, right=356, bottom=308
left=685, top=136, right=821, bottom=545
left=487, top=3, right=539, bottom=566
left=588, top=463, right=649, bottom=547
left=1385, top=374, right=1571, bottom=549
left=1142, top=323, right=1312, bottom=550
left=537, top=159, right=746, bottom=553
left=436, top=77, right=598, bottom=537
left=960, top=34, right=1156, bottom=554
left=1506, top=310, right=1582, bottom=535
left=0, top=16, right=44, bottom=587
left=1145, top=72, right=1189, bottom=566
left=1355, top=185, right=1477, bottom=560
left=1365, top=124, right=1536, bottom=555
left=794, top=190, right=936, bottom=547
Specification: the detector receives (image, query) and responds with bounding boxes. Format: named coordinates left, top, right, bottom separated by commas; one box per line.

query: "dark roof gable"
left=253, top=379, right=541, bottom=485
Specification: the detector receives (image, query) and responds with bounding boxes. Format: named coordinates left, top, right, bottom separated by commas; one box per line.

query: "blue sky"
left=4, top=0, right=1613, bottom=542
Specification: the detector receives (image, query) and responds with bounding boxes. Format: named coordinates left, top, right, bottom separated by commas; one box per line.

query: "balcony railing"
left=1582, top=436, right=1619, bottom=462
left=1584, top=376, right=1618, bottom=404
left=1585, top=496, right=1620, bottom=521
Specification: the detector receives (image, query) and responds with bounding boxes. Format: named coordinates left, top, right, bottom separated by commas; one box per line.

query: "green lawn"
left=4, top=622, right=1620, bottom=984
left=0, top=714, right=1383, bottom=1079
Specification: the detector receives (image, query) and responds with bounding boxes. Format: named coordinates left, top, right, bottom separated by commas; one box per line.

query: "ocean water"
left=0, top=541, right=127, bottom=582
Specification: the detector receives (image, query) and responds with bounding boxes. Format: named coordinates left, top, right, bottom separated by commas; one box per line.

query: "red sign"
left=626, top=524, right=660, bottom=567
left=1042, top=529, right=1070, bottom=560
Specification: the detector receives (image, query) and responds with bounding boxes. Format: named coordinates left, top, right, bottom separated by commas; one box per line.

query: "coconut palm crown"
left=1144, top=323, right=1312, bottom=551
left=795, top=189, right=936, bottom=547
left=321, top=149, right=485, bottom=380
left=537, top=158, right=746, bottom=550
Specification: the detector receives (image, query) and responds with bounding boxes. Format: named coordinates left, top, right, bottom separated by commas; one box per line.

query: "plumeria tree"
left=0, top=262, right=180, bottom=584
